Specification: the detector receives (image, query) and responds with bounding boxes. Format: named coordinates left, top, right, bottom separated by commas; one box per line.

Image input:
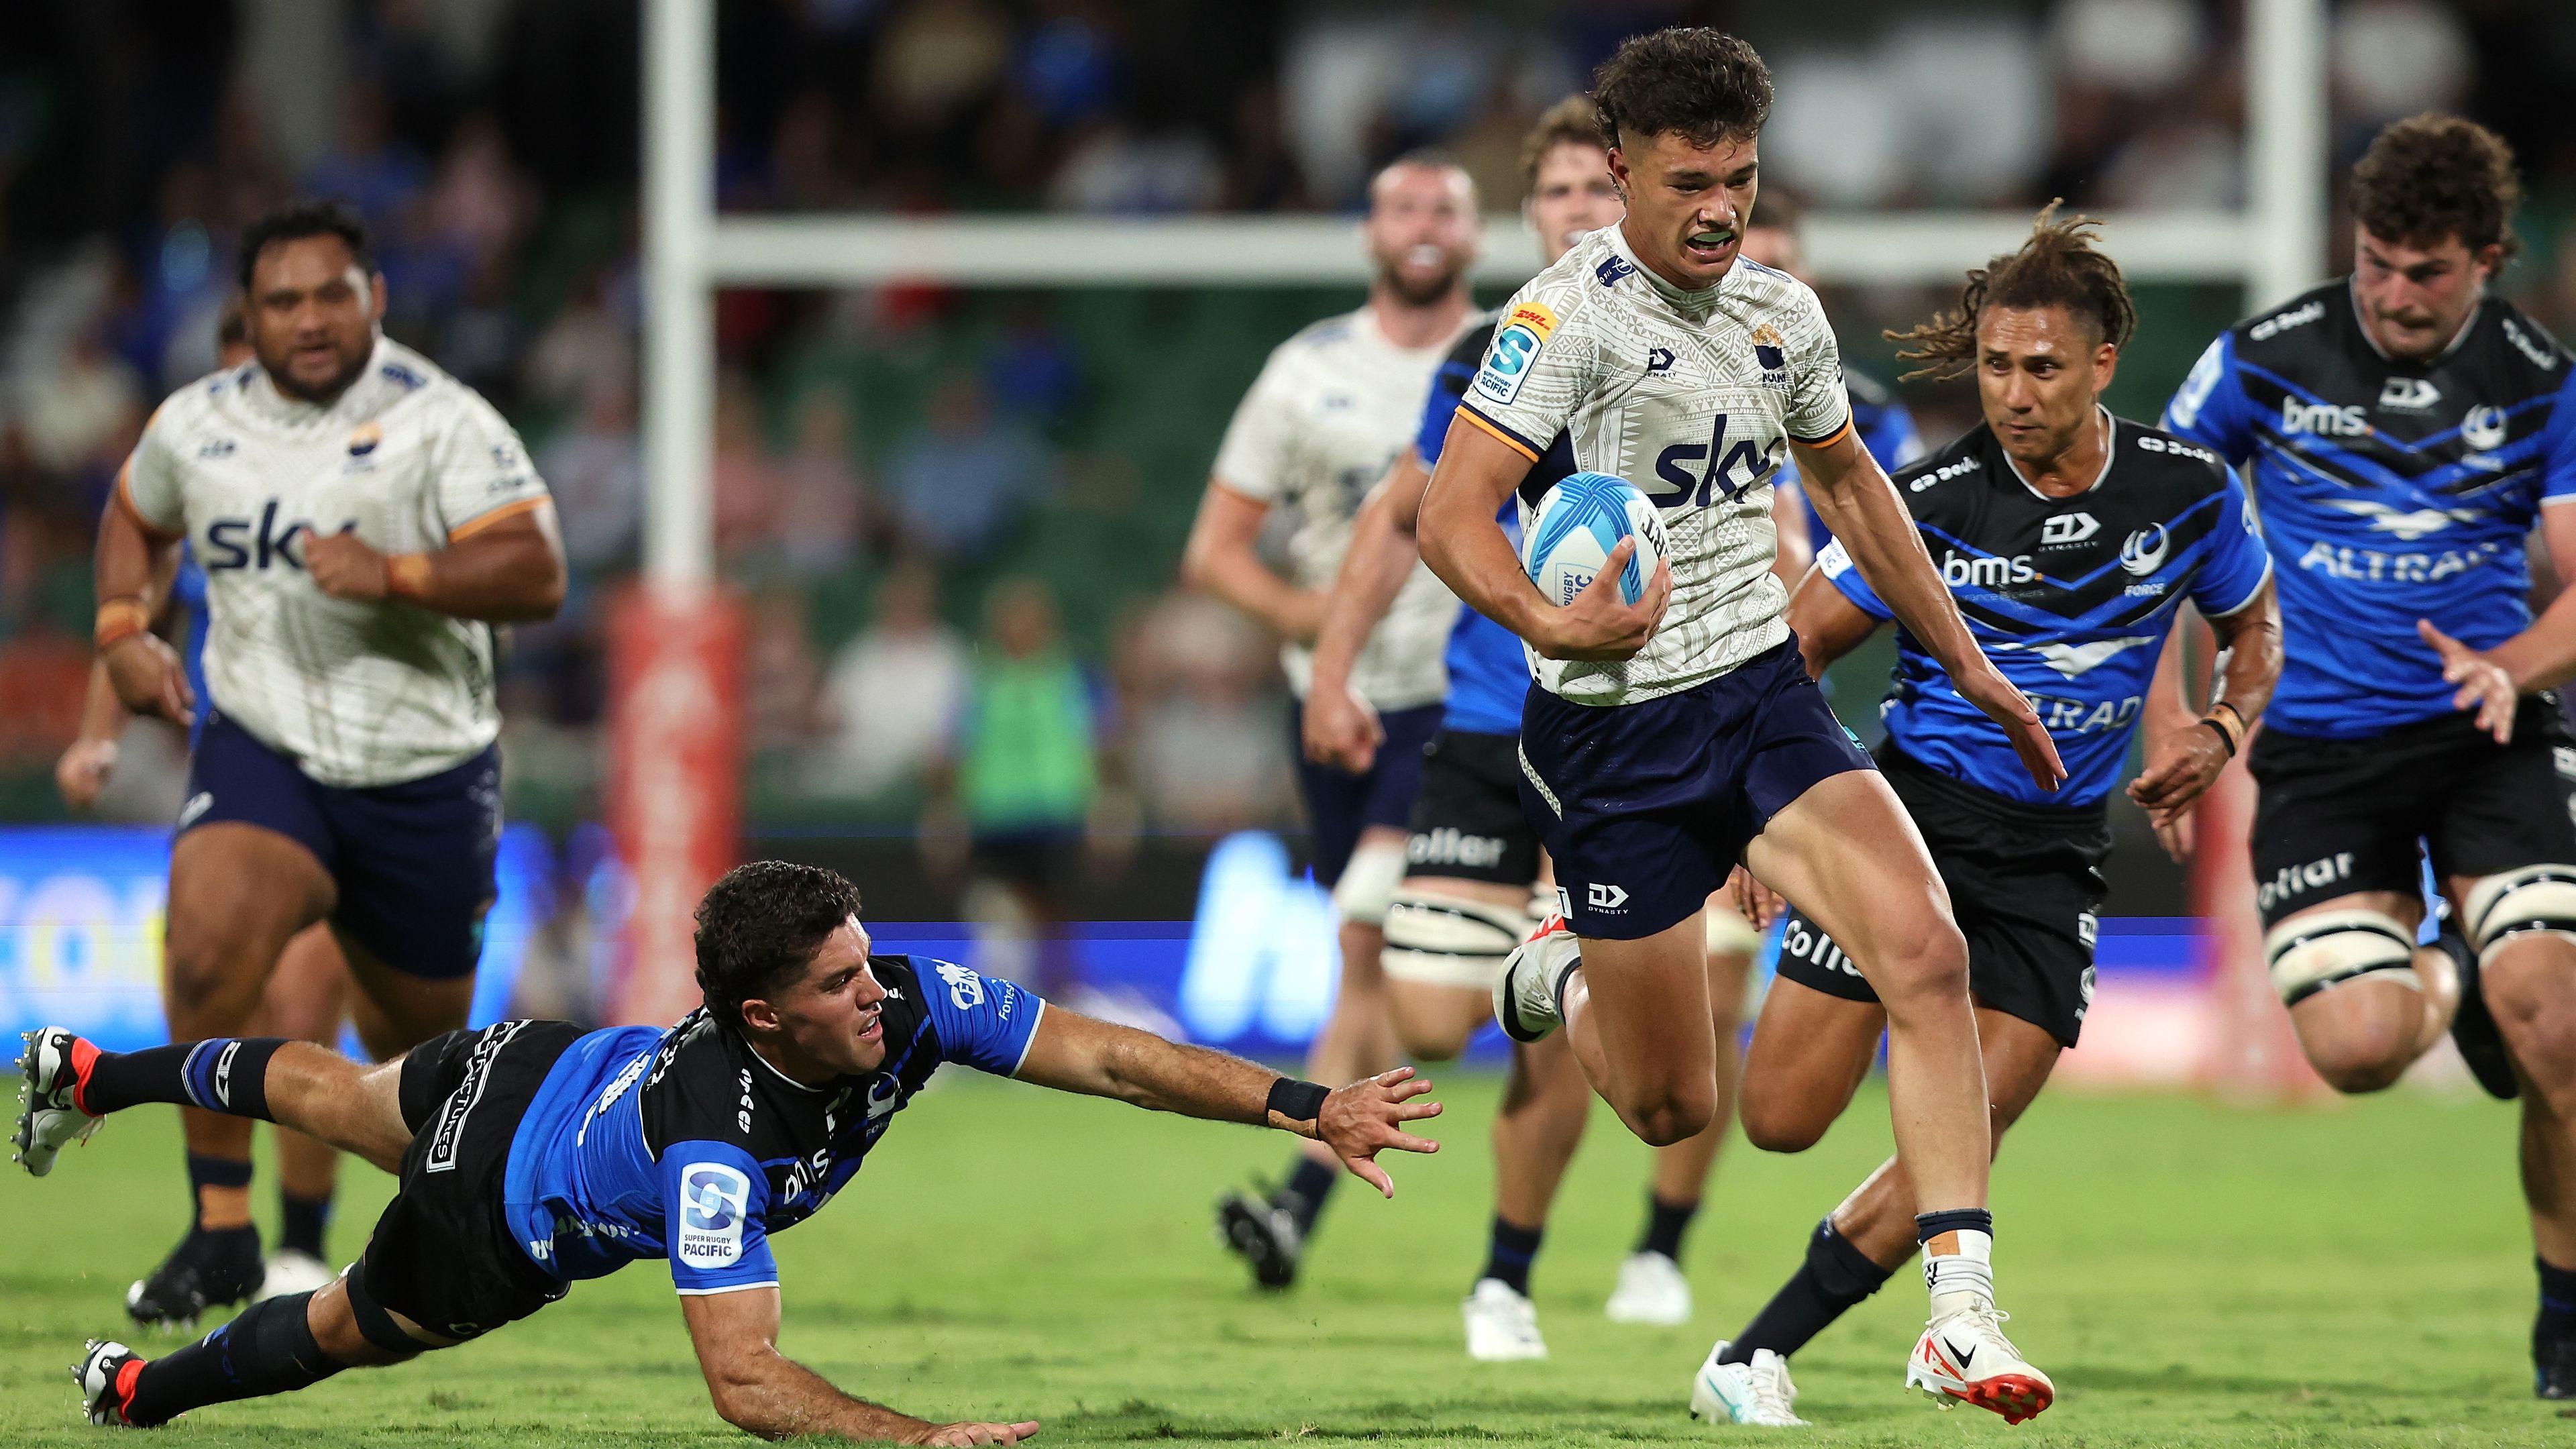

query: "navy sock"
left=1481, top=1216, right=1544, bottom=1296
left=124, top=1290, right=347, bottom=1426
left=1915, top=1207, right=1994, bottom=1245
left=186, top=1150, right=254, bottom=1195
left=2539, top=1258, right=2576, bottom=1342
left=278, top=1191, right=332, bottom=1260
left=1274, top=1157, right=1340, bottom=1235
left=1637, top=1193, right=1699, bottom=1264
left=1719, top=1218, right=1896, bottom=1365
left=86, top=1039, right=287, bottom=1120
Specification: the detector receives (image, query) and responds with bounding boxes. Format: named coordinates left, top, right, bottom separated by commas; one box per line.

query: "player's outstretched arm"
left=2129, top=578, right=2280, bottom=825
left=304, top=504, right=568, bottom=622
left=2418, top=503, right=2576, bottom=743
left=1417, top=417, right=1667, bottom=660
left=683, top=1286, right=1040, bottom=1446
left=1795, top=427, right=2065, bottom=791
left=1303, top=451, right=1431, bottom=771
left=1013, top=1008, right=1441, bottom=1197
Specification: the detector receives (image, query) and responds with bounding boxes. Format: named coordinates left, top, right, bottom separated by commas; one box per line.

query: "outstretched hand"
left=2420, top=619, right=2518, bottom=743
left=912, top=1421, right=1041, bottom=1446
left=1954, top=662, right=2065, bottom=792
left=1316, top=1066, right=1442, bottom=1198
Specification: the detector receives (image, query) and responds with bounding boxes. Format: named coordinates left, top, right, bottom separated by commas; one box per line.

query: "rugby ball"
left=1521, top=472, right=1668, bottom=607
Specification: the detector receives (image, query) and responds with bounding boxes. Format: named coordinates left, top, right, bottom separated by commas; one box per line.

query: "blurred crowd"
left=1, top=0, right=2574, bottom=859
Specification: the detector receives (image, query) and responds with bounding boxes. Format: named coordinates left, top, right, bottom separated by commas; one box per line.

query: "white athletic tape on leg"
left=1332, top=839, right=1409, bottom=926
left=1705, top=904, right=1762, bottom=957
left=1382, top=890, right=1533, bottom=988
left=2463, top=865, right=2576, bottom=963
left=2263, top=908, right=2418, bottom=1006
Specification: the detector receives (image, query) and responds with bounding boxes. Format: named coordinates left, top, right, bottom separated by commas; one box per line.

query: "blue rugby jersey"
left=498, top=957, right=1041, bottom=1295
left=1821, top=414, right=2271, bottom=806
left=173, top=546, right=209, bottom=747
left=1418, top=315, right=1538, bottom=736
left=1789, top=368, right=1926, bottom=547
left=2162, top=280, right=2576, bottom=739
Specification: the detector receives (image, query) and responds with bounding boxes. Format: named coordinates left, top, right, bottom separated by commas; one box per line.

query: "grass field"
left=0, top=1069, right=2559, bottom=1446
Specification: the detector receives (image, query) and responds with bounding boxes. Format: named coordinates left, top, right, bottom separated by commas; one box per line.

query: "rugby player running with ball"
left=1694, top=210, right=2282, bottom=1426
left=2159, top=113, right=2576, bottom=1398
left=1417, top=28, right=2065, bottom=1419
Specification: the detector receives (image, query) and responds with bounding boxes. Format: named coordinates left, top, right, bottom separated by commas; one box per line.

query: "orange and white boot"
left=1907, top=1303, right=2054, bottom=1424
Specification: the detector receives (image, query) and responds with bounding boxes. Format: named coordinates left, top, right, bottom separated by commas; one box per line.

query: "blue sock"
left=1481, top=1216, right=1544, bottom=1295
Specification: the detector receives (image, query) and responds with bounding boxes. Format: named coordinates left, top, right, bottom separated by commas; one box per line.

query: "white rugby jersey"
left=1458, top=225, right=1852, bottom=705
left=1212, top=305, right=1468, bottom=711
left=120, top=337, right=550, bottom=788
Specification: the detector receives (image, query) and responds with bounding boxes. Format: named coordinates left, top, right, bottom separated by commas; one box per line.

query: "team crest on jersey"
left=345, top=423, right=383, bottom=469
left=1750, top=323, right=1787, bottom=380
left=2462, top=406, right=2509, bottom=451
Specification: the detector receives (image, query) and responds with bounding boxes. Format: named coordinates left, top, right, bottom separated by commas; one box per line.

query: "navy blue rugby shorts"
left=180, top=711, right=501, bottom=979
left=1515, top=637, right=1872, bottom=940
left=1289, top=700, right=1442, bottom=888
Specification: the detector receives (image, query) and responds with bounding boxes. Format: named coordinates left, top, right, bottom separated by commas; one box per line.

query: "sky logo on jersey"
left=1474, top=304, right=1558, bottom=407
left=677, top=1161, right=750, bottom=1268
left=203, top=500, right=353, bottom=572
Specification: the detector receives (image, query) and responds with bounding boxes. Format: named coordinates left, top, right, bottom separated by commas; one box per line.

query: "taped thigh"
left=1705, top=902, right=1763, bottom=957
left=2263, top=908, right=2418, bottom=1006
left=1382, top=888, right=1532, bottom=988
left=1332, top=837, right=1408, bottom=926
left=2462, top=865, right=2576, bottom=963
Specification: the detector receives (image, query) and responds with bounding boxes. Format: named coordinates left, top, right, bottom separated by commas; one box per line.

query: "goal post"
left=621, top=0, right=2330, bottom=1065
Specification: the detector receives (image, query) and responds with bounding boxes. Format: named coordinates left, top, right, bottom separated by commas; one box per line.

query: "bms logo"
left=676, top=1161, right=751, bottom=1268
left=2119, top=524, right=2169, bottom=576
left=2281, top=399, right=2368, bottom=437
left=1941, top=551, right=2037, bottom=587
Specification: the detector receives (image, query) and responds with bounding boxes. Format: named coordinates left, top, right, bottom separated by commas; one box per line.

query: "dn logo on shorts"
left=678, top=1161, right=751, bottom=1268
left=1587, top=881, right=1629, bottom=911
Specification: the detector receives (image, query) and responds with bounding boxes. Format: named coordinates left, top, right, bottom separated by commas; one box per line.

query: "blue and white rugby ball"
left=1522, top=472, right=1668, bottom=607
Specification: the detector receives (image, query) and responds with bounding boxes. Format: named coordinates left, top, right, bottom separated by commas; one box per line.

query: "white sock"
left=1923, top=1226, right=1994, bottom=1318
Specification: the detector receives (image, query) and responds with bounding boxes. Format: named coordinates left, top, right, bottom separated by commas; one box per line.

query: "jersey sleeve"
left=117, top=407, right=188, bottom=535
left=2161, top=332, right=2259, bottom=465
left=1457, top=277, right=1598, bottom=462
left=1782, top=284, right=1854, bottom=446
left=1210, top=348, right=1299, bottom=502
left=914, top=958, right=1046, bottom=1076
left=431, top=390, right=553, bottom=541
left=2187, top=470, right=2273, bottom=616
left=2540, top=368, right=2576, bottom=505
left=660, top=1139, right=778, bottom=1296
left=1414, top=337, right=1483, bottom=467
left=1815, top=537, right=1893, bottom=620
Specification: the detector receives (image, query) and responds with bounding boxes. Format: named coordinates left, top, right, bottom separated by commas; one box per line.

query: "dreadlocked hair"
left=1884, top=202, right=2137, bottom=381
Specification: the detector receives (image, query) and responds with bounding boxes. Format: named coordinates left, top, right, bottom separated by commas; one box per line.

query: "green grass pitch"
left=1, top=1069, right=2560, bottom=1446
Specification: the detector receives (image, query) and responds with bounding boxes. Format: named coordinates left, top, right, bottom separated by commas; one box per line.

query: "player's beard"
left=264, top=339, right=372, bottom=406
left=1379, top=253, right=1464, bottom=308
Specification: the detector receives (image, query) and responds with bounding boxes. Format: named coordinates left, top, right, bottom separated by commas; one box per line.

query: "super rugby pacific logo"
left=1472, top=301, right=1560, bottom=407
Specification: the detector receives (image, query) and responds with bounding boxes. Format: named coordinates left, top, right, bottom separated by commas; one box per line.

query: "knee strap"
left=1705, top=904, right=1763, bottom=957
left=1382, top=890, right=1532, bottom=987
left=2263, top=909, right=2418, bottom=1006
left=1332, top=839, right=1409, bottom=927
left=343, top=1259, right=427, bottom=1356
left=2463, top=865, right=2576, bottom=963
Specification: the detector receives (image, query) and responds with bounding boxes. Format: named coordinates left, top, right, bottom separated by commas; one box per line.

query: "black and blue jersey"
left=1820, top=413, right=2272, bottom=807
left=497, top=957, right=1041, bottom=1295
left=1418, top=315, right=1532, bottom=737
left=2161, top=280, right=2576, bottom=739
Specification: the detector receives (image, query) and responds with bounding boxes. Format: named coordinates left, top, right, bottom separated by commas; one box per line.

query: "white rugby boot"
left=73, top=1338, right=145, bottom=1426
left=1462, top=1277, right=1548, bottom=1361
left=15, top=1026, right=103, bottom=1177
left=1690, top=1341, right=1809, bottom=1427
left=1492, top=915, right=1581, bottom=1043
left=1906, top=1303, right=2055, bottom=1424
left=1605, top=1250, right=1693, bottom=1325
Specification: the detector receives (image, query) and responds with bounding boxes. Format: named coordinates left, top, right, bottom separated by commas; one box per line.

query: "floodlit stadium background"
left=1, top=0, right=2572, bottom=1091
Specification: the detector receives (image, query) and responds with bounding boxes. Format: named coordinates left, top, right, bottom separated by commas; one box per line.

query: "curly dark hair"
left=236, top=199, right=374, bottom=292
left=2350, top=113, right=2522, bottom=260
left=1885, top=202, right=2138, bottom=382
left=1591, top=28, right=1772, bottom=151
left=694, top=861, right=865, bottom=1028
left=1519, top=95, right=1608, bottom=193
